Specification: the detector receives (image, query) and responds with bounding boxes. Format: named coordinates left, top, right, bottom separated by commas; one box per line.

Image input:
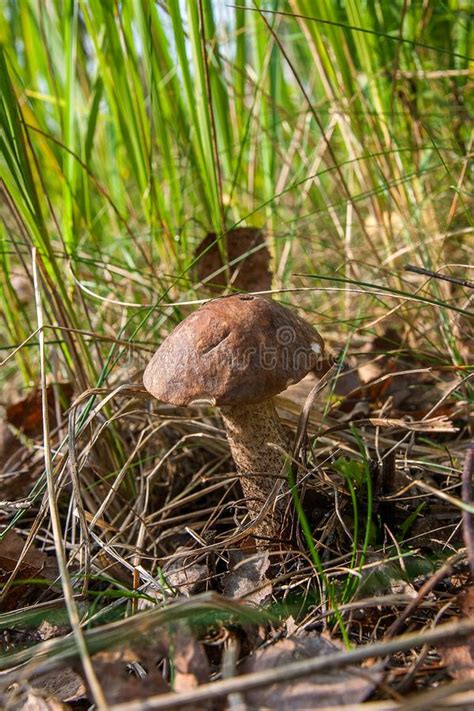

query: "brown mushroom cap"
left=143, top=294, right=324, bottom=407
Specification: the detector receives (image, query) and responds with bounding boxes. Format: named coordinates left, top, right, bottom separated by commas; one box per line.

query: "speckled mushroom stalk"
left=220, top=399, right=288, bottom=541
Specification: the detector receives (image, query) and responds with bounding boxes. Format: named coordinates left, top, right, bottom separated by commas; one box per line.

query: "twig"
left=398, top=678, right=474, bottom=711
left=404, top=264, right=474, bottom=290
left=383, top=550, right=466, bottom=640
left=293, top=363, right=338, bottom=459
left=32, top=248, right=107, bottom=710
left=462, top=443, right=474, bottom=578
left=222, top=635, right=246, bottom=710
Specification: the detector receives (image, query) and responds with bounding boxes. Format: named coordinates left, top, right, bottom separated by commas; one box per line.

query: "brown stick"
left=384, top=551, right=466, bottom=640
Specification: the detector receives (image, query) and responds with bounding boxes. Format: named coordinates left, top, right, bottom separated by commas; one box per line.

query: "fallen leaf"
left=0, top=419, right=22, bottom=472
left=161, top=548, right=210, bottom=597
left=90, top=643, right=170, bottom=705
left=16, top=691, right=70, bottom=710
left=37, top=620, right=64, bottom=641
left=6, top=383, right=73, bottom=438
left=194, top=227, right=272, bottom=294
left=0, top=530, right=59, bottom=610
left=223, top=550, right=272, bottom=606
left=241, top=634, right=380, bottom=709
left=441, top=587, right=474, bottom=680
left=1, top=383, right=73, bottom=503
left=87, top=631, right=209, bottom=709
left=172, top=624, right=210, bottom=694
left=29, top=668, right=86, bottom=703
left=285, top=615, right=299, bottom=636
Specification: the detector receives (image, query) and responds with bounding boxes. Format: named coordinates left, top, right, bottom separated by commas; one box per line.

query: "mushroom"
left=143, top=294, right=324, bottom=543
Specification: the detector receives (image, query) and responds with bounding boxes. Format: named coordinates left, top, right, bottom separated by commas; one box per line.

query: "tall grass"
left=1, top=1, right=472, bottom=390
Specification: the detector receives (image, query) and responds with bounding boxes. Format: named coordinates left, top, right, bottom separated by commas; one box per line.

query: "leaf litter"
left=0, top=321, right=472, bottom=709
left=240, top=634, right=381, bottom=709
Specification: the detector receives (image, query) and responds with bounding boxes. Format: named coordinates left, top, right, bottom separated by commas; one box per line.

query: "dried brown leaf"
left=223, top=550, right=272, bottom=606
left=0, top=530, right=59, bottom=610
left=17, top=692, right=70, bottom=711
left=6, top=383, right=72, bottom=438
left=241, top=635, right=380, bottom=709
left=29, top=668, right=86, bottom=703
left=194, top=227, right=272, bottom=294
left=3, top=685, right=71, bottom=711
left=442, top=588, right=474, bottom=680
left=172, top=625, right=210, bottom=694
left=162, top=548, right=210, bottom=597
left=90, top=644, right=170, bottom=705
left=0, top=419, right=22, bottom=471
left=87, top=630, right=209, bottom=708
left=1, top=384, right=73, bottom=500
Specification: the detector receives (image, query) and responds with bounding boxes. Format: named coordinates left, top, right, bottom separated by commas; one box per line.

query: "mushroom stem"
left=220, top=399, right=288, bottom=542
